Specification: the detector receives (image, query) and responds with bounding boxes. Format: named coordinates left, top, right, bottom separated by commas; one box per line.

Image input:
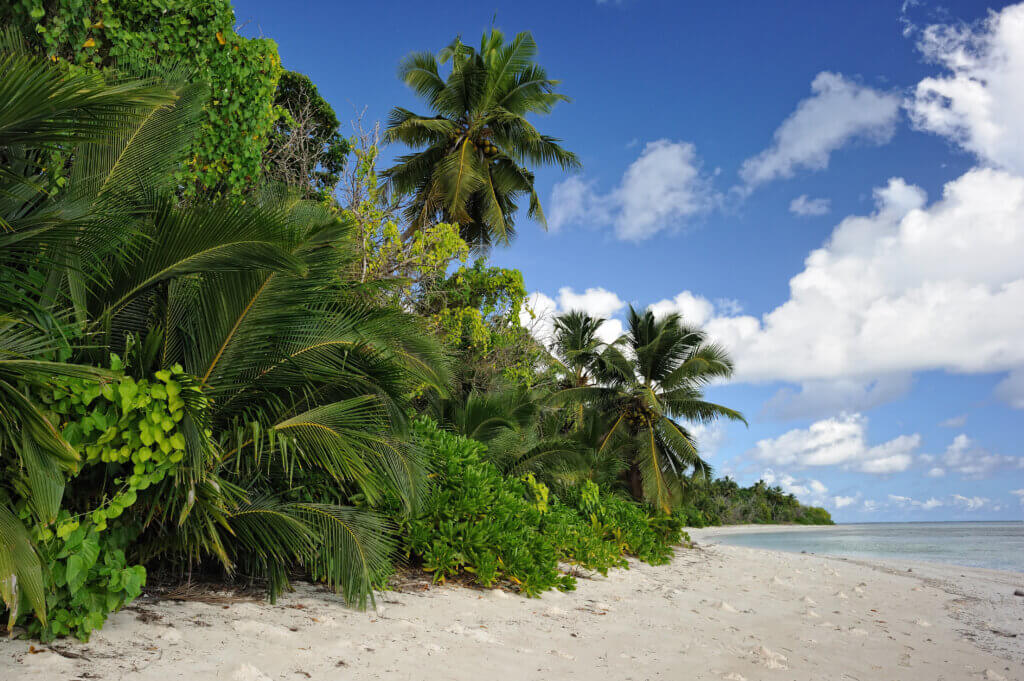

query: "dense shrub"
left=3, top=0, right=282, bottom=195
left=392, top=419, right=686, bottom=597
left=4, top=358, right=199, bottom=640
left=684, top=478, right=834, bottom=526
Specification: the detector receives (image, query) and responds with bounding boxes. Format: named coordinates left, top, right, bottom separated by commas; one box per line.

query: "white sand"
left=3, top=524, right=1022, bottom=680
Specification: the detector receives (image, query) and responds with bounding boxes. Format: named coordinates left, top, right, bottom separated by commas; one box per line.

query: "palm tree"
left=1, top=36, right=451, bottom=628
left=383, top=29, right=580, bottom=249
left=556, top=307, right=746, bottom=511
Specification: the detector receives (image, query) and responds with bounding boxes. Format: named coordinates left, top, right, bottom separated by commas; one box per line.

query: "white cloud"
left=548, top=140, right=715, bottom=240
left=951, top=494, right=989, bottom=511
left=520, top=287, right=626, bottom=348
left=789, top=194, right=832, bottom=216
left=995, top=369, right=1024, bottom=409
left=751, top=413, right=918, bottom=474
left=926, top=467, right=946, bottom=478
left=888, top=494, right=944, bottom=511
left=763, top=375, right=912, bottom=420
left=648, top=291, right=716, bottom=326
left=1011, top=489, right=1024, bottom=506
left=761, top=469, right=828, bottom=505
left=556, top=287, right=628, bottom=319
left=688, top=421, right=726, bottom=459
left=908, top=4, right=1024, bottom=174
left=939, top=433, right=1024, bottom=479
left=694, top=169, right=1024, bottom=397
left=863, top=499, right=880, bottom=512
left=939, top=414, right=967, bottom=427
left=833, top=494, right=859, bottom=508
left=739, top=72, right=900, bottom=187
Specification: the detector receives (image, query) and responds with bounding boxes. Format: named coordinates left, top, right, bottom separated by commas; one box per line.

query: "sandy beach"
left=3, top=525, right=1022, bottom=680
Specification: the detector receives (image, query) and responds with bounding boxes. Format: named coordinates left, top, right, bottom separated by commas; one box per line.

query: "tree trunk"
left=627, top=462, right=644, bottom=502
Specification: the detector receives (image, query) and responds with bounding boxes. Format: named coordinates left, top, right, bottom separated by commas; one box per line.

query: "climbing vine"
left=4, top=0, right=283, bottom=195
left=6, top=358, right=204, bottom=640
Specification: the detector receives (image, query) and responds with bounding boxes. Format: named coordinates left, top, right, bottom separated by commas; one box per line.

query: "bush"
left=4, top=357, right=198, bottom=640
left=393, top=419, right=686, bottom=597
left=4, top=0, right=282, bottom=196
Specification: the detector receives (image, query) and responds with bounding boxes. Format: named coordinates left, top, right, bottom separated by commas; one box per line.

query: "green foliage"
left=566, top=481, right=687, bottom=565
left=4, top=0, right=283, bottom=195
left=265, top=71, right=350, bottom=202
left=2, top=361, right=194, bottom=640
left=550, top=307, right=746, bottom=511
left=400, top=418, right=575, bottom=596
left=422, top=259, right=543, bottom=393
left=29, top=522, right=144, bottom=642
left=395, top=419, right=684, bottom=596
left=683, top=477, right=834, bottom=526
left=384, top=29, right=580, bottom=248
left=1, top=44, right=451, bottom=641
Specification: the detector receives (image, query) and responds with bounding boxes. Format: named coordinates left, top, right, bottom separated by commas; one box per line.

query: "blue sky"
left=235, top=0, right=1024, bottom=521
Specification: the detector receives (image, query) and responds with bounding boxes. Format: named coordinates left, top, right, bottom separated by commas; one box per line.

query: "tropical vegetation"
left=0, top=4, right=829, bottom=644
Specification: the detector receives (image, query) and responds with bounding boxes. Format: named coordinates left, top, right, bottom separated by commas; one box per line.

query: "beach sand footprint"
left=750, top=645, right=788, bottom=670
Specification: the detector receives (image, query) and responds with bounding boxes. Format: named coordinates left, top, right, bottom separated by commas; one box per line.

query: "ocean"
left=711, top=522, right=1024, bottom=573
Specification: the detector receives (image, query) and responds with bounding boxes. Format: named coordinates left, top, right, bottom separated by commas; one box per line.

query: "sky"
left=234, top=0, right=1024, bottom=522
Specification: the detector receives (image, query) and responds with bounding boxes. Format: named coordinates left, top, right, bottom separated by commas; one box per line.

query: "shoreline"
left=4, top=532, right=1023, bottom=680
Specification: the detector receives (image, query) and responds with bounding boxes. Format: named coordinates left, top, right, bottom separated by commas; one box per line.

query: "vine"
left=8, top=358, right=204, bottom=640
left=4, top=0, right=283, bottom=196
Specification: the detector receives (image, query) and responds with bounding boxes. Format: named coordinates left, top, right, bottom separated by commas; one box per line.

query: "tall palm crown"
left=383, top=29, right=580, bottom=249
left=560, top=307, right=746, bottom=511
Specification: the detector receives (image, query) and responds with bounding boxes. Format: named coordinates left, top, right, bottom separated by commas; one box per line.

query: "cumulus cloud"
left=648, top=290, right=717, bottom=326
left=833, top=494, right=860, bottom=508
left=520, top=287, right=626, bottom=347
left=739, top=72, right=900, bottom=187
left=789, top=194, right=832, bottom=216
left=548, top=140, right=715, bottom=240
left=750, top=413, right=918, bottom=474
left=1011, top=489, right=1024, bottom=506
left=908, top=4, right=1024, bottom=174
left=761, top=469, right=828, bottom=505
left=937, top=434, right=1024, bottom=479
left=699, top=170, right=1024, bottom=386
left=688, top=421, right=727, bottom=459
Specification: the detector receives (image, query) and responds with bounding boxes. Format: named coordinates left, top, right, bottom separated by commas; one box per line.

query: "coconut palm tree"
left=556, top=307, right=746, bottom=511
left=383, top=29, right=580, bottom=249
left=0, top=36, right=451, bottom=628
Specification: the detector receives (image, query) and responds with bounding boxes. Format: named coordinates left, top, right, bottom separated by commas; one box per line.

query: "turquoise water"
left=711, top=522, right=1024, bottom=573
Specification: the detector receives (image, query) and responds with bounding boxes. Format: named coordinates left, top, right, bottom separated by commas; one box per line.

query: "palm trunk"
left=627, top=462, right=644, bottom=501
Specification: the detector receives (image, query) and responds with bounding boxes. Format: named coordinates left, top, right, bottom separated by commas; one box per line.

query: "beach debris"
left=1013, top=589, right=1024, bottom=597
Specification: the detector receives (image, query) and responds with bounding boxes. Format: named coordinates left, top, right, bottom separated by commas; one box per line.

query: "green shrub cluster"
left=3, top=0, right=282, bottom=195
left=681, top=478, right=834, bottom=526
left=393, top=419, right=686, bottom=597
left=6, top=357, right=200, bottom=640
